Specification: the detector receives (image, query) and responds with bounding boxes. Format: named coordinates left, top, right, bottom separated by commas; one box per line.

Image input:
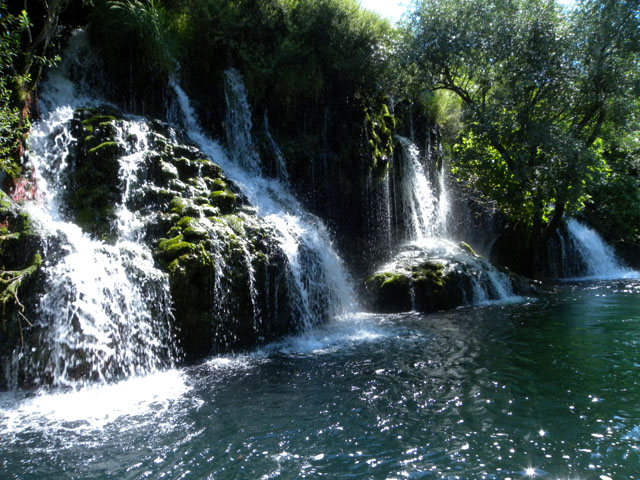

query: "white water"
left=563, top=219, right=639, bottom=280
left=0, top=369, right=189, bottom=438
left=396, top=136, right=448, bottom=240
left=224, top=68, right=262, bottom=173
left=11, top=31, right=176, bottom=388
left=393, top=136, right=516, bottom=304
left=170, top=71, right=357, bottom=329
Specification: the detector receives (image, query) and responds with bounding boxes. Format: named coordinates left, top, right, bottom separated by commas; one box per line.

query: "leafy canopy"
left=403, top=0, right=640, bottom=233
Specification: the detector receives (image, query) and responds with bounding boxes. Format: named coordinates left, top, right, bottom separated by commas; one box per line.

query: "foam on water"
left=258, top=312, right=392, bottom=356
left=0, top=369, right=189, bottom=438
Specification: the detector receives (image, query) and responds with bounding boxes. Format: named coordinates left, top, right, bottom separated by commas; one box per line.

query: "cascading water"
left=388, top=135, right=517, bottom=304
left=170, top=71, right=356, bottom=329
left=14, top=32, right=176, bottom=387
left=263, top=113, right=290, bottom=184
left=223, top=68, right=262, bottom=174
left=552, top=219, right=638, bottom=280
left=395, top=135, right=448, bottom=240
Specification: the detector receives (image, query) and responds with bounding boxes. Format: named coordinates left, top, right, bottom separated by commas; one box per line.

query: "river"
left=2, top=279, right=639, bottom=479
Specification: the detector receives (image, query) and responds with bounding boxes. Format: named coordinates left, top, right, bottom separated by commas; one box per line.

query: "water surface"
left=2, top=280, right=639, bottom=479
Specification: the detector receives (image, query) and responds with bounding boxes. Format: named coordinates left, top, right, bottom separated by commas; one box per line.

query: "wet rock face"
left=0, top=192, right=48, bottom=390
left=1, top=107, right=297, bottom=385
left=365, top=259, right=475, bottom=313
left=69, top=108, right=297, bottom=358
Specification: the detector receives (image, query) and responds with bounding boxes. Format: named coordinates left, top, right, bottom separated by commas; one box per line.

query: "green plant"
left=0, top=3, right=30, bottom=177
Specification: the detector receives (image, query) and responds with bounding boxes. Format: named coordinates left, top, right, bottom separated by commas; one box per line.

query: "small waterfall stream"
left=551, top=219, right=639, bottom=280
left=389, top=135, right=517, bottom=304
left=170, top=72, right=356, bottom=329
left=19, top=36, right=176, bottom=387
left=395, top=135, right=449, bottom=240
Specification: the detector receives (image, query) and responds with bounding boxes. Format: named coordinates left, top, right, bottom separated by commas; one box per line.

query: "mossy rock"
left=156, top=235, right=198, bottom=261
left=458, top=241, right=479, bottom=257
left=210, top=189, right=237, bottom=214
left=211, top=178, right=227, bottom=192
left=365, top=272, right=412, bottom=313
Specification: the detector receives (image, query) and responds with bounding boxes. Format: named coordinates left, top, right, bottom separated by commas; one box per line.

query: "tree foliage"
left=89, top=0, right=395, bottom=168
left=403, top=0, right=640, bottom=273
left=1, top=0, right=67, bottom=178
left=0, top=2, right=31, bottom=177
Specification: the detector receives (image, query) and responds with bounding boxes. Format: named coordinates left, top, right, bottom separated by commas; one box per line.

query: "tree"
left=403, top=0, right=640, bottom=275
left=0, top=2, right=30, bottom=177
left=1, top=0, right=67, bottom=179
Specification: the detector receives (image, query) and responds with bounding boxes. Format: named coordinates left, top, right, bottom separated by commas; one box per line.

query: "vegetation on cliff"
left=1, top=0, right=639, bottom=279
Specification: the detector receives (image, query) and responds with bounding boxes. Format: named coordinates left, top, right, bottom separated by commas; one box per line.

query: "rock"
left=365, top=272, right=412, bottom=312
left=0, top=192, right=49, bottom=390
left=1, top=107, right=299, bottom=388
left=365, top=238, right=533, bottom=314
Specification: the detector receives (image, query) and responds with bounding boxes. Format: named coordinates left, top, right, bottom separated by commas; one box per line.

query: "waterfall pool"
left=2, top=279, right=639, bottom=479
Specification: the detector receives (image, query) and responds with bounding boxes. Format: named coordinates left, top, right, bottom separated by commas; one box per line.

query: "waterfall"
left=558, top=219, right=638, bottom=280
left=263, top=113, right=290, bottom=184
left=390, top=135, right=515, bottom=304
left=170, top=71, right=356, bottom=329
left=395, top=135, right=447, bottom=240
left=223, top=68, right=262, bottom=174
left=16, top=32, right=176, bottom=387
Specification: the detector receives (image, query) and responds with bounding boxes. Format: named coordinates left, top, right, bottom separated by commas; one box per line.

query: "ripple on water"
left=2, top=282, right=640, bottom=479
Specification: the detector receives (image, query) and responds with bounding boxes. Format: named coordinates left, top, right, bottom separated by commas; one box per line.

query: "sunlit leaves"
left=0, top=2, right=31, bottom=176
left=403, top=0, right=640, bottom=236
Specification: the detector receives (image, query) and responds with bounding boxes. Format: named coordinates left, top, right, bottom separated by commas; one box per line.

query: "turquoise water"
left=2, top=280, right=639, bottom=479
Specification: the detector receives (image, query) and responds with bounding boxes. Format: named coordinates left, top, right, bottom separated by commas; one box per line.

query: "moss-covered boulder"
left=365, top=239, right=532, bottom=314
left=57, top=108, right=125, bottom=240
left=365, top=272, right=412, bottom=313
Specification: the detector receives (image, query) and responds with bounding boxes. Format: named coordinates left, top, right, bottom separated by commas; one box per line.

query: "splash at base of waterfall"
left=547, top=219, right=640, bottom=281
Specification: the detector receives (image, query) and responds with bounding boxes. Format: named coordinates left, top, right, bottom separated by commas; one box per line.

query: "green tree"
left=0, top=2, right=30, bottom=177
left=1, top=0, right=67, bottom=179
left=403, top=0, right=640, bottom=275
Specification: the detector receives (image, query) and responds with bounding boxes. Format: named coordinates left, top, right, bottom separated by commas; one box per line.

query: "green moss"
left=88, top=141, right=120, bottom=157
left=178, top=217, right=209, bottom=242
left=223, top=215, right=246, bottom=237
left=211, top=178, right=227, bottom=191
left=170, top=197, right=187, bottom=214
left=458, top=241, right=479, bottom=257
left=365, top=271, right=412, bottom=313
left=82, top=115, right=116, bottom=126
left=194, top=158, right=221, bottom=178
left=210, top=189, right=236, bottom=214
left=177, top=216, right=197, bottom=229
left=0, top=191, right=12, bottom=211
left=157, top=235, right=196, bottom=259
left=365, top=98, right=396, bottom=174
left=411, top=262, right=445, bottom=288
left=365, top=271, right=410, bottom=290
